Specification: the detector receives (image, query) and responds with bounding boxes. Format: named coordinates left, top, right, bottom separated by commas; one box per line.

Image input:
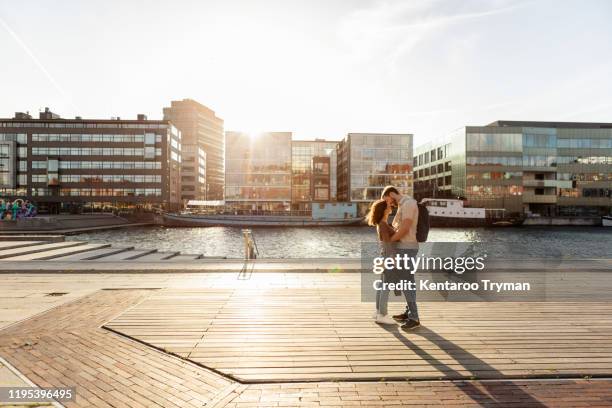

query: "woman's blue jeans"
left=375, top=271, right=390, bottom=315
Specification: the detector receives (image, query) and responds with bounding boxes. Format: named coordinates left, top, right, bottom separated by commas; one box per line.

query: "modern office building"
left=163, top=99, right=224, bottom=200
left=337, top=133, right=414, bottom=215
left=0, top=109, right=182, bottom=213
left=413, top=138, right=453, bottom=200
left=413, top=121, right=612, bottom=216
left=225, top=131, right=292, bottom=212
left=291, top=139, right=338, bottom=210
left=179, top=144, right=206, bottom=201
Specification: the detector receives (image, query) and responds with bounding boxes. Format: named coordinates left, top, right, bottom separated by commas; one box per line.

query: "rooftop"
left=487, top=120, right=612, bottom=129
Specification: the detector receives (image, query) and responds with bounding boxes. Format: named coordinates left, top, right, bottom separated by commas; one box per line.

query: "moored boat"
left=421, top=198, right=524, bottom=227
left=161, top=212, right=364, bottom=227
left=603, top=215, right=612, bottom=227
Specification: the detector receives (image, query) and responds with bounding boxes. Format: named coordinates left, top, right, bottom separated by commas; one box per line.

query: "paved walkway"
left=1, top=273, right=612, bottom=407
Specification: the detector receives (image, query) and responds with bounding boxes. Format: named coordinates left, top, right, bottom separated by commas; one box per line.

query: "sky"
left=1, top=0, right=612, bottom=145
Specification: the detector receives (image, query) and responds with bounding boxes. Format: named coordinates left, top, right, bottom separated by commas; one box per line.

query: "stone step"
left=7, top=243, right=111, bottom=261
left=134, top=251, right=180, bottom=261
left=0, top=241, right=47, bottom=251
left=0, top=241, right=88, bottom=259
left=94, top=249, right=157, bottom=261
left=0, top=235, right=65, bottom=242
left=52, top=246, right=135, bottom=261
left=166, top=254, right=203, bottom=261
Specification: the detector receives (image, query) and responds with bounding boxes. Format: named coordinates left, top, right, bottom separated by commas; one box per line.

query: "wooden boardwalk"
left=104, top=288, right=612, bottom=383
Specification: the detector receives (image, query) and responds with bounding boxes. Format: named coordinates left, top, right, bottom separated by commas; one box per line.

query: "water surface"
left=68, top=226, right=611, bottom=259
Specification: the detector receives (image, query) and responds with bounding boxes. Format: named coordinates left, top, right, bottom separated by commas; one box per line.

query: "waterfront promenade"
left=1, top=265, right=612, bottom=407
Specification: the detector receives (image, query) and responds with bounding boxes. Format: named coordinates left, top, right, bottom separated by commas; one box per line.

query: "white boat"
left=420, top=198, right=524, bottom=227
left=603, top=216, right=612, bottom=227
left=161, top=213, right=364, bottom=227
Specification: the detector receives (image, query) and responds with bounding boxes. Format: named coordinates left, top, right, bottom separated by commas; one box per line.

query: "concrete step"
left=52, top=246, right=135, bottom=261
left=0, top=241, right=47, bottom=251
left=166, top=254, right=203, bottom=261
left=0, top=235, right=65, bottom=242
left=134, top=251, right=180, bottom=261
left=6, top=243, right=111, bottom=261
left=94, top=249, right=157, bottom=261
left=0, top=241, right=88, bottom=259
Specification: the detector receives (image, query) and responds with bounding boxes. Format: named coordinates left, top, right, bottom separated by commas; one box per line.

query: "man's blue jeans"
left=397, top=248, right=419, bottom=321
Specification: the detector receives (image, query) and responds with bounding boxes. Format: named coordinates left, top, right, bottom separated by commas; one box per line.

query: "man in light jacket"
left=381, top=185, right=421, bottom=330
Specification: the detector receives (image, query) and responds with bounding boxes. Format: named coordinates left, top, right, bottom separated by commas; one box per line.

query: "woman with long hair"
left=366, top=199, right=397, bottom=325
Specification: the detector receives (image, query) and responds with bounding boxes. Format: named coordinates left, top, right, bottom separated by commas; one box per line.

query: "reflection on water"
left=68, top=226, right=611, bottom=259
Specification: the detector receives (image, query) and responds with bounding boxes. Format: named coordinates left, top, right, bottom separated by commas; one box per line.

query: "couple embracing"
left=367, top=185, right=421, bottom=331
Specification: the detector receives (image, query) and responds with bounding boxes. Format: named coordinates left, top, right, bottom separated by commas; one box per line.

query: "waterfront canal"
left=68, top=226, right=611, bottom=259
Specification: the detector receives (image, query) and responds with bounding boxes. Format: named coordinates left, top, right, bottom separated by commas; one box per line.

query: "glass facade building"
left=413, top=121, right=612, bottom=216
left=225, top=132, right=292, bottom=212
left=0, top=110, right=182, bottom=213
left=337, top=133, right=414, bottom=215
left=291, top=140, right=338, bottom=210
left=163, top=99, right=224, bottom=200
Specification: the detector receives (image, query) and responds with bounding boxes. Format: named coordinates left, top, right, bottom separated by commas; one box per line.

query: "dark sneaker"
left=401, top=319, right=421, bottom=331
left=392, top=312, right=408, bottom=322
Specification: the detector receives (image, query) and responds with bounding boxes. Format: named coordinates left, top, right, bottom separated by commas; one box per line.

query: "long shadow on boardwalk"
left=382, top=325, right=547, bottom=408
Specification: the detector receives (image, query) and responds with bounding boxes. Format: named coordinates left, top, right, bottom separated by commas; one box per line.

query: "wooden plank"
left=103, top=288, right=612, bottom=383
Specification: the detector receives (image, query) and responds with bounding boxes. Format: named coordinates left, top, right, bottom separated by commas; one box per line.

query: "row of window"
left=0, top=134, right=27, bottom=143
left=30, top=161, right=163, bottom=170
left=466, top=156, right=524, bottom=166
left=350, top=186, right=412, bottom=201
left=0, top=188, right=27, bottom=195
left=350, top=162, right=413, bottom=174
left=415, top=162, right=452, bottom=178
left=350, top=148, right=411, bottom=161
left=467, top=155, right=612, bottom=166
left=31, top=147, right=162, bottom=157
left=417, top=145, right=450, bottom=166
left=226, top=161, right=292, bottom=173
left=522, top=155, right=557, bottom=167
left=225, top=186, right=292, bottom=200
left=32, top=133, right=163, bottom=143
left=466, top=172, right=523, bottom=180
left=559, top=188, right=611, bottom=198
left=349, top=134, right=411, bottom=146
left=226, top=174, right=292, bottom=185
left=414, top=176, right=452, bottom=188
left=31, top=175, right=162, bottom=184
left=466, top=185, right=524, bottom=196
left=2, top=122, right=168, bottom=129
left=556, top=156, right=612, bottom=164
left=31, top=188, right=163, bottom=197
left=350, top=174, right=412, bottom=188
left=467, top=133, right=524, bottom=152
left=557, top=139, right=612, bottom=149
left=558, top=172, right=612, bottom=181
left=0, top=146, right=30, bottom=159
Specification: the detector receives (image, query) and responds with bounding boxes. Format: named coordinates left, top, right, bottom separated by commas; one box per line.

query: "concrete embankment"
left=0, top=213, right=152, bottom=234
left=523, top=216, right=602, bottom=226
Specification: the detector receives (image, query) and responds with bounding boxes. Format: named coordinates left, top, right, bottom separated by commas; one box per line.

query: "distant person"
left=381, top=185, right=421, bottom=330
left=366, top=199, right=397, bottom=325
left=11, top=200, right=19, bottom=220
left=0, top=200, right=5, bottom=220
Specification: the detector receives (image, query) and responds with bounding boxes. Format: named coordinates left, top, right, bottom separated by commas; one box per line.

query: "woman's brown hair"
left=366, top=199, right=388, bottom=226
